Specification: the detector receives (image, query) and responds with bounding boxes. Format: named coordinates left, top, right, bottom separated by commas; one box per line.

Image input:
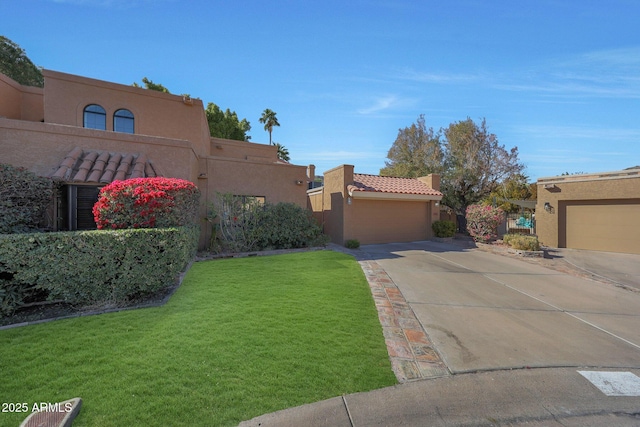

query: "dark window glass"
left=114, top=109, right=134, bottom=133
left=83, top=104, right=106, bottom=130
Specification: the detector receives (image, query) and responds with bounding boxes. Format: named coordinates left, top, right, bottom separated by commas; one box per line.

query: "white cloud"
left=297, top=150, right=383, bottom=162
left=495, top=47, right=640, bottom=99
left=514, top=125, right=640, bottom=141
left=355, top=94, right=419, bottom=115
left=357, top=95, right=399, bottom=115
left=396, top=68, right=480, bottom=84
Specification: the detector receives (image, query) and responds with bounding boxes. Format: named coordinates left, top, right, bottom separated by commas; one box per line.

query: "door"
left=561, top=199, right=640, bottom=254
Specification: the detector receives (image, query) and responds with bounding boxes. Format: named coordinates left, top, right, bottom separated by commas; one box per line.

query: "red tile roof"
left=348, top=173, right=442, bottom=196
left=51, top=147, right=161, bottom=183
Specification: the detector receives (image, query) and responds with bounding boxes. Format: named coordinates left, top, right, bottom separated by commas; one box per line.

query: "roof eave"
left=348, top=190, right=442, bottom=202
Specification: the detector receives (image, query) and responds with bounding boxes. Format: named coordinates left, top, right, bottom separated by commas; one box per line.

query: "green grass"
left=0, top=251, right=396, bottom=426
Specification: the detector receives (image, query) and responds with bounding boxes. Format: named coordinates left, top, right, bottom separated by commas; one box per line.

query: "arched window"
left=83, top=104, right=106, bottom=130
left=114, top=109, right=134, bottom=134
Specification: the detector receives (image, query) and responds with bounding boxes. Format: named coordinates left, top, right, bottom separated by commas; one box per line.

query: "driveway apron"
left=361, top=241, right=640, bottom=374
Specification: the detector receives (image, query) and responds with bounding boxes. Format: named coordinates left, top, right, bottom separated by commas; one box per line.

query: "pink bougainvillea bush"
left=93, top=177, right=200, bottom=229
left=465, top=204, right=504, bottom=243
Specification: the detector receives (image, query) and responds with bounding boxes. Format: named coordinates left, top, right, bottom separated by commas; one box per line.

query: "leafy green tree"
left=484, top=173, right=533, bottom=213
left=259, top=108, right=280, bottom=145
left=441, top=118, right=524, bottom=215
left=132, top=77, right=170, bottom=93
left=0, top=36, right=43, bottom=87
left=380, top=116, right=524, bottom=218
left=205, top=103, right=251, bottom=141
left=275, top=143, right=290, bottom=162
left=380, top=114, right=443, bottom=177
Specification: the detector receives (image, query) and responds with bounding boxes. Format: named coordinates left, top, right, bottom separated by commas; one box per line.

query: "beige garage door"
left=349, top=199, right=430, bottom=245
left=563, top=200, right=640, bottom=254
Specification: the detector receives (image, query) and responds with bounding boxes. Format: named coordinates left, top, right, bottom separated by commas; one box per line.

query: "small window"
left=83, top=104, right=106, bottom=130
left=114, top=109, right=134, bottom=133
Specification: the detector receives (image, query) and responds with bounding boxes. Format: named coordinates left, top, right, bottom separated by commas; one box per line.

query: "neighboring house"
left=308, top=164, right=443, bottom=245
left=0, top=70, right=313, bottom=248
left=536, top=168, right=640, bottom=254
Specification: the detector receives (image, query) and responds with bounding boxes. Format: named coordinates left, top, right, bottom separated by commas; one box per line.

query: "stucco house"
left=536, top=168, right=640, bottom=255
left=0, top=70, right=313, bottom=248
left=308, top=164, right=443, bottom=245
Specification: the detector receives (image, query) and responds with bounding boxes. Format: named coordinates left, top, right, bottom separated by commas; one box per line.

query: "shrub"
left=432, top=220, right=456, bottom=238
left=208, top=194, right=262, bottom=253
left=345, top=239, right=360, bottom=249
left=503, top=233, right=540, bottom=251
left=507, top=228, right=532, bottom=235
left=0, top=164, right=53, bottom=234
left=93, top=177, right=200, bottom=229
left=466, top=204, right=504, bottom=243
left=209, top=193, right=327, bottom=252
left=0, top=226, right=198, bottom=316
left=255, top=202, right=326, bottom=250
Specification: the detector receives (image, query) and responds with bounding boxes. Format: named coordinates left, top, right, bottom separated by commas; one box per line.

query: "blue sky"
left=3, top=0, right=639, bottom=181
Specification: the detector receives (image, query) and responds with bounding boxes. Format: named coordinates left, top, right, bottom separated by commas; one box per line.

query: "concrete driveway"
left=549, top=247, right=640, bottom=291
left=361, top=241, right=640, bottom=374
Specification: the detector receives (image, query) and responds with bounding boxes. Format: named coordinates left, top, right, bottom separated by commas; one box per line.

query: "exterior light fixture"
left=544, top=202, right=552, bottom=212
left=435, top=201, right=440, bottom=207
left=295, top=180, right=303, bottom=185
left=347, top=197, right=352, bottom=205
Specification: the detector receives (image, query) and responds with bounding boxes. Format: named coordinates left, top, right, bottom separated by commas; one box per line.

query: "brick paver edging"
left=358, top=259, right=450, bottom=382
left=327, top=244, right=450, bottom=382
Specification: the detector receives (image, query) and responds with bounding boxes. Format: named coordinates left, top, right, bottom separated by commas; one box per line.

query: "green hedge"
left=432, top=220, right=456, bottom=238
left=0, top=226, right=199, bottom=317
left=0, top=163, right=53, bottom=234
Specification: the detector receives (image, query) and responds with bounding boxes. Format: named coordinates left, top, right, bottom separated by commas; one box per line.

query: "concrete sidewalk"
left=239, top=367, right=640, bottom=426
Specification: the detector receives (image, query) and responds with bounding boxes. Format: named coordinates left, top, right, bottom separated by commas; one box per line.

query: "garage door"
left=562, top=199, right=640, bottom=254
left=349, top=199, right=430, bottom=245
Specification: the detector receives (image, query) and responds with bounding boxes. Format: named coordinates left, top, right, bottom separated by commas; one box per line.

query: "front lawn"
left=0, top=251, right=396, bottom=427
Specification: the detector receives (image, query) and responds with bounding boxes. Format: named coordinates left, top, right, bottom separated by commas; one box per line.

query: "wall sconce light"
left=295, top=180, right=303, bottom=185
left=544, top=202, right=552, bottom=212
left=347, top=197, right=352, bottom=205
left=435, top=201, right=440, bottom=207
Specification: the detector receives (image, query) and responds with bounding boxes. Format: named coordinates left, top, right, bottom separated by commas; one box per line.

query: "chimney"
left=307, top=164, right=315, bottom=182
left=418, top=173, right=440, bottom=191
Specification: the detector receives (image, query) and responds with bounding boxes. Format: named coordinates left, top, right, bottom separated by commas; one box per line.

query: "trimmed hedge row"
left=0, top=226, right=199, bottom=316
left=0, top=163, right=53, bottom=234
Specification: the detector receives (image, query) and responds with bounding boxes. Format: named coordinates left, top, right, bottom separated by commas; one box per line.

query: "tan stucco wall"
left=307, top=189, right=324, bottom=227
left=0, top=118, right=197, bottom=181
left=318, top=165, right=353, bottom=244
left=0, top=73, right=44, bottom=122
left=42, top=70, right=210, bottom=157
left=210, top=137, right=279, bottom=162
left=536, top=171, right=640, bottom=252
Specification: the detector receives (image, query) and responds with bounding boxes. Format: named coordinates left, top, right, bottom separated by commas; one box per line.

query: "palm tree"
left=275, top=143, right=290, bottom=162
left=259, top=109, right=280, bottom=145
